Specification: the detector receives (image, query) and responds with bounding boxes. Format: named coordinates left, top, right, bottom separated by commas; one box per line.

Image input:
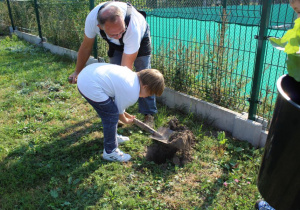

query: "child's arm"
left=119, top=112, right=135, bottom=124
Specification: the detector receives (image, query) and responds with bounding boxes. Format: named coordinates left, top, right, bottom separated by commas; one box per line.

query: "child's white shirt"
left=84, top=2, right=147, bottom=55
left=77, top=63, right=140, bottom=114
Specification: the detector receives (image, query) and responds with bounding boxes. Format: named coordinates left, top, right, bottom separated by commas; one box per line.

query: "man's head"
left=290, top=0, right=300, bottom=18
left=137, top=69, right=165, bottom=98
left=97, top=5, right=126, bottom=39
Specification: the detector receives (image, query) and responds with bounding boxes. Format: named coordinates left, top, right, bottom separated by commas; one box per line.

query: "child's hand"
left=125, top=116, right=135, bottom=124
left=124, top=112, right=135, bottom=119
left=125, top=112, right=135, bottom=124
left=120, top=112, right=136, bottom=124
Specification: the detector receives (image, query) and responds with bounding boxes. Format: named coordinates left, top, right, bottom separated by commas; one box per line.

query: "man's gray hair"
left=97, top=5, right=123, bottom=28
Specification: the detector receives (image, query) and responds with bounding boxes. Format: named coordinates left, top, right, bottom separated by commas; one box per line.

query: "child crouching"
left=77, top=63, right=165, bottom=162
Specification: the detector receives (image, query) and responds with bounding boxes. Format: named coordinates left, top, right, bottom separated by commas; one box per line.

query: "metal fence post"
left=90, top=0, right=97, bottom=59
left=6, top=0, right=15, bottom=30
left=222, top=0, right=227, bottom=9
left=248, top=0, right=272, bottom=120
left=33, top=0, right=43, bottom=41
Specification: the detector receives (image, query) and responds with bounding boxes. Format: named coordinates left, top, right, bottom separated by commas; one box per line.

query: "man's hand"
left=68, top=72, right=78, bottom=84
left=69, top=35, right=95, bottom=84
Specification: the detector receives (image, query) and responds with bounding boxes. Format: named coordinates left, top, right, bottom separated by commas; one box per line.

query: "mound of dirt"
left=145, top=118, right=195, bottom=166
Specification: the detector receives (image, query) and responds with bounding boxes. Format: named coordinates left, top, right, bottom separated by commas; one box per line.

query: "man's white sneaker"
left=103, top=148, right=131, bottom=162
left=117, top=134, right=130, bottom=144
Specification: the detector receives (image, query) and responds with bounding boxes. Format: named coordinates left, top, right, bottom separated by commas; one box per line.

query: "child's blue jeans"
left=79, top=90, right=119, bottom=153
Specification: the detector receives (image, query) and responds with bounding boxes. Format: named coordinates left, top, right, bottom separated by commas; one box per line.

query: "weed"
left=218, top=131, right=228, bottom=145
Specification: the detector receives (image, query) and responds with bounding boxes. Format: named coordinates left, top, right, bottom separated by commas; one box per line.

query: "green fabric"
left=147, top=4, right=296, bottom=27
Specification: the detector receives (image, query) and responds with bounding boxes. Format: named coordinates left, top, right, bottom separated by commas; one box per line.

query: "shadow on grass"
left=0, top=117, right=109, bottom=208
left=0, top=114, right=180, bottom=208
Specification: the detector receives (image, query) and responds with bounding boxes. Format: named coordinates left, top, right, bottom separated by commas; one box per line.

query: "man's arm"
left=69, top=35, right=95, bottom=84
left=121, top=51, right=139, bottom=70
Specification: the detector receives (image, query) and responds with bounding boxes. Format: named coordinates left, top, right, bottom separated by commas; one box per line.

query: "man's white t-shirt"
left=85, top=2, right=147, bottom=55
left=77, top=63, right=140, bottom=114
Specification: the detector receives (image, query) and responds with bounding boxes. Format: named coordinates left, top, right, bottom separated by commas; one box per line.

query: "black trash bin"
left=257, top=74, right=300, bottom=210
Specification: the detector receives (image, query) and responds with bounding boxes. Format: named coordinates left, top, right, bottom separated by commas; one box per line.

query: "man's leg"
left=134, top=55, right=157, bottom=116
left=109, top=50, right=122, bottom=65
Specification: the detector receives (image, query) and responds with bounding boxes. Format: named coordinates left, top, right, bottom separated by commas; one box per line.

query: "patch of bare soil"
left=145, top=118, right=196, bottom=166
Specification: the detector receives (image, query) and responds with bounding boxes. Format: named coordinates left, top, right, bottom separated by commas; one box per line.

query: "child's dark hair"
left=137, top=69, right=165, bottom=96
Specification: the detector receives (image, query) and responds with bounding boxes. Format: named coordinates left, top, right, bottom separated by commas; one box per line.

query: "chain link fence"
left=0, top=0, right=11, bottom=35
left=2, top=0, right=297, bottom=130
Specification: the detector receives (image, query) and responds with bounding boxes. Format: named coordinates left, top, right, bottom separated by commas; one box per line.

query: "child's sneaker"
left=103, top=148, right=131, bottom=162
left=117, top=134, right=130, bottom=144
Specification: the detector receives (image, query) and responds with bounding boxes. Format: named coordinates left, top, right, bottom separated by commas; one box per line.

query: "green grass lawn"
left=0, top=35, right=264, bottom=209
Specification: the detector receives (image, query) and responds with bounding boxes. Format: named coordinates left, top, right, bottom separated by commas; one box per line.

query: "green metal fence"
left=3, top=0, right=297, bottom=130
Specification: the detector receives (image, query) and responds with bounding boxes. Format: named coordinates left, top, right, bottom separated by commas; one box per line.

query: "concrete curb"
left=12, top=28, right=99, bottom=65
left=14, top=30, right=43, bottom=45
left=158, top=88, right=268, bottom=148
left=12, top=28, right=268, bottom=148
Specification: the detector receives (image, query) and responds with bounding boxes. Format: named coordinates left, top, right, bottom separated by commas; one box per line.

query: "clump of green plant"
left=152, top=36, right=200, bottom=95
left=38, top=1, right=88, bottom=51
left=0, top=1, right=11, bottom=36
left=218, top=131, right=228, bottom=145
left=9, top=1, right=37, bottom=35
